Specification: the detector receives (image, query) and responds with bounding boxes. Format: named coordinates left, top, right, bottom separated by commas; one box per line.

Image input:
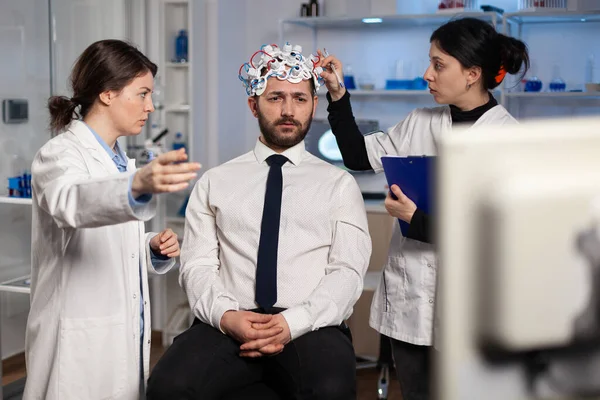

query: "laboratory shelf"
left=505, top=91, right=600, bottom=98
left=317, top=89, right=432, bottom=97
left=165, top=62, right=190, bottom=68
left=318, top=89, right=501, bottom=98
left=504, top=10, right=600, bottom=25
left=0, top=196, right=32, bottom=205
left=281, top=11, right=502, bottom=29
left=0, top=261, right=31, bottom=295
left=164, top=104, right=191, bottom=113
left=0, top=275, right=31, bottom=295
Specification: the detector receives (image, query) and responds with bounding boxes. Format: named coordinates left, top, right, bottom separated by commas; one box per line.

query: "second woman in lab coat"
left=318, top=17, right=530, bottom=400
left=24, top=39, right=201, bottom=400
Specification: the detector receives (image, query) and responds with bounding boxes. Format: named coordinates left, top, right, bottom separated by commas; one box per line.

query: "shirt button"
left=427, top=264, right=432, bottom=268
left=144, top=301, right=148, bottom=305
left=429, top=298, right=434, bottom=304
left=131, top=254, right=135, bottom=259
left=133, top=293, right=137, bottom=299
left=147, top=339, right=151, bottom=345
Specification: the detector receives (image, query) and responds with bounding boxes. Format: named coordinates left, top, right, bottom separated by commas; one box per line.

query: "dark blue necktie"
left=256, top=154, right=288, bottom=309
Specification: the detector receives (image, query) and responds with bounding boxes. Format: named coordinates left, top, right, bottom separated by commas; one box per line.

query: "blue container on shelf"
left=412, top=77, right=428, bottom=90
left=7, top=176, right=22, bottom=198
left=385, top=79, right=413, bottom=90
left=22, top=172, right=31, bottom=198
left=549, top=79, right=566, bottom=92
left=175, top=29, right=188, bottom=62
left=172, top=132, right=187, bottom=152
left=524, top=77, right=543, bottom=92
left=343, top=75, right=356, bottom=90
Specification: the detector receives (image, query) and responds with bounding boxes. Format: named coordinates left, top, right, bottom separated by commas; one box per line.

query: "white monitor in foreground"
left=436, top=117, right=600, bottom=400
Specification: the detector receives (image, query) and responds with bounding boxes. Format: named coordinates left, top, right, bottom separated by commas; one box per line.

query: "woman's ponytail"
left=498, top=34, right=530, bottom=78
left=48, top=96, right=79, bottom=135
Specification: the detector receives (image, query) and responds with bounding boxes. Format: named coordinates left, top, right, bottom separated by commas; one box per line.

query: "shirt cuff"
left=211, top=301, right=239, bottom=334
left=281, top=306, right=313, bottom=340
left=149, top=244, right=171, bottom=273
left=128, top=174, right=152, bottom=209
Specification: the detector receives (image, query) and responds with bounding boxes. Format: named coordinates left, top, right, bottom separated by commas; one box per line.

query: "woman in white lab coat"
left=24, top=40, right=201, bottom=400
left=319, top=18, right=530, bottom=400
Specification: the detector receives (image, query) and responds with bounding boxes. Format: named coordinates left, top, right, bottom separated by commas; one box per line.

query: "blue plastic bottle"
left=175, top=30, right=188, bottom=63
left=7, top=153, right=25, bottom=197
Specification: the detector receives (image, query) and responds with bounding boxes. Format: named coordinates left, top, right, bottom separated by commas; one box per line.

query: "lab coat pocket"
left=382, top=256, right=409, bottom=312
left=58, top=315, right=128, bottom=400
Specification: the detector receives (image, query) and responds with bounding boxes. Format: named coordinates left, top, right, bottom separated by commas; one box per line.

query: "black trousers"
left=147, top=315, right=356, bottom=400
left=390, top=338, right=432, bottom=400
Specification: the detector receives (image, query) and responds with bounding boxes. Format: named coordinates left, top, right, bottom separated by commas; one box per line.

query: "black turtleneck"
left=326, top=90, right=498, bottom=244
left=449, top=93, right=498, bottom=125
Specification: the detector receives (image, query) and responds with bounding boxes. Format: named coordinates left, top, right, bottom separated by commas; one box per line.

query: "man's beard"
left=258, top=112, right=312, bottom=149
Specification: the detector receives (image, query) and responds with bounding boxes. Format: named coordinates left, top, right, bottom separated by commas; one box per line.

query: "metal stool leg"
left=377, top=334, right=394, bottom=399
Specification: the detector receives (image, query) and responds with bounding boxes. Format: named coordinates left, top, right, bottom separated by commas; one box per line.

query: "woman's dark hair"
left=48, top=39, right=158, bottom=134
left=430, top=18, right=529, bottom=91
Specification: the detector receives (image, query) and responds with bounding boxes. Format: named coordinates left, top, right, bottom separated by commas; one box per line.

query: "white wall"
left=217, top=0, right=250, bottom=164
left=50, top=0, right=129, bottom=97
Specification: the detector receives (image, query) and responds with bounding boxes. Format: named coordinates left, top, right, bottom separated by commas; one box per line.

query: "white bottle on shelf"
left=585, top=53, right=595, bottom=84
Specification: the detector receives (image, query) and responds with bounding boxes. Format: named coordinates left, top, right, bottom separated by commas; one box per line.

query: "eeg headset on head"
left=238, top=42, right=324, bottom=96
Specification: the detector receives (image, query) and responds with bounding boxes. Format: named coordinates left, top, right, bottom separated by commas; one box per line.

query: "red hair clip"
left=495, top=65, right=507, bottom=84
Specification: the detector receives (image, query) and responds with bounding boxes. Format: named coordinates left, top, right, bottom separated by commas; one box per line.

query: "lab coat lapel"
left=69, top=120, right=119, bottom=174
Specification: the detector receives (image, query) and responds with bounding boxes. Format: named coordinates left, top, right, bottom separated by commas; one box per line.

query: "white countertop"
left=0, top=196, right=32, bottom=205
left=364, top=199, right=387, bottom=214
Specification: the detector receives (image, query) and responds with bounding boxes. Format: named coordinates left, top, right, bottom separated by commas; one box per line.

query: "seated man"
left=147, top=42, right=372, bottom=400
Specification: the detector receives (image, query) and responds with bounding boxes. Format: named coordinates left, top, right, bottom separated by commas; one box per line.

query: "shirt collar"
left=84, top=122, right=128, bottom=170
left=253, top=138, right=305, bottom=166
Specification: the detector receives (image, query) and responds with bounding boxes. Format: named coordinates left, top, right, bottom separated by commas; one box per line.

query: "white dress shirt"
left=179, top=138, right=372, bottom=340
left=365, top=105, right=517, bottom=346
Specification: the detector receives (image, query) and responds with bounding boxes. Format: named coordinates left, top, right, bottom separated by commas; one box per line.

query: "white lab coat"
left=24, top=120, right=174, bottom=400
left=366, top=104, right=517, bottom=346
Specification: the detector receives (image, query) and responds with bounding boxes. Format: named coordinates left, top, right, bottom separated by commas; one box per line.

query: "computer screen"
left=304, top=118, right=379, bottom=172
left=436, top=116, right=600, bottom=400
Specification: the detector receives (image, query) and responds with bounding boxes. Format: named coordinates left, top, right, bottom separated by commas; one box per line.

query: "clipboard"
left=381, top=155, right=435, bottom=236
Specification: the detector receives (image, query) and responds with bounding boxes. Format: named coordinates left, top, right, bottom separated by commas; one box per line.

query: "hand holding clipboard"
left=381, top=155, right=435, bottom=236
left=386, top=184, right=418, bottom=223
